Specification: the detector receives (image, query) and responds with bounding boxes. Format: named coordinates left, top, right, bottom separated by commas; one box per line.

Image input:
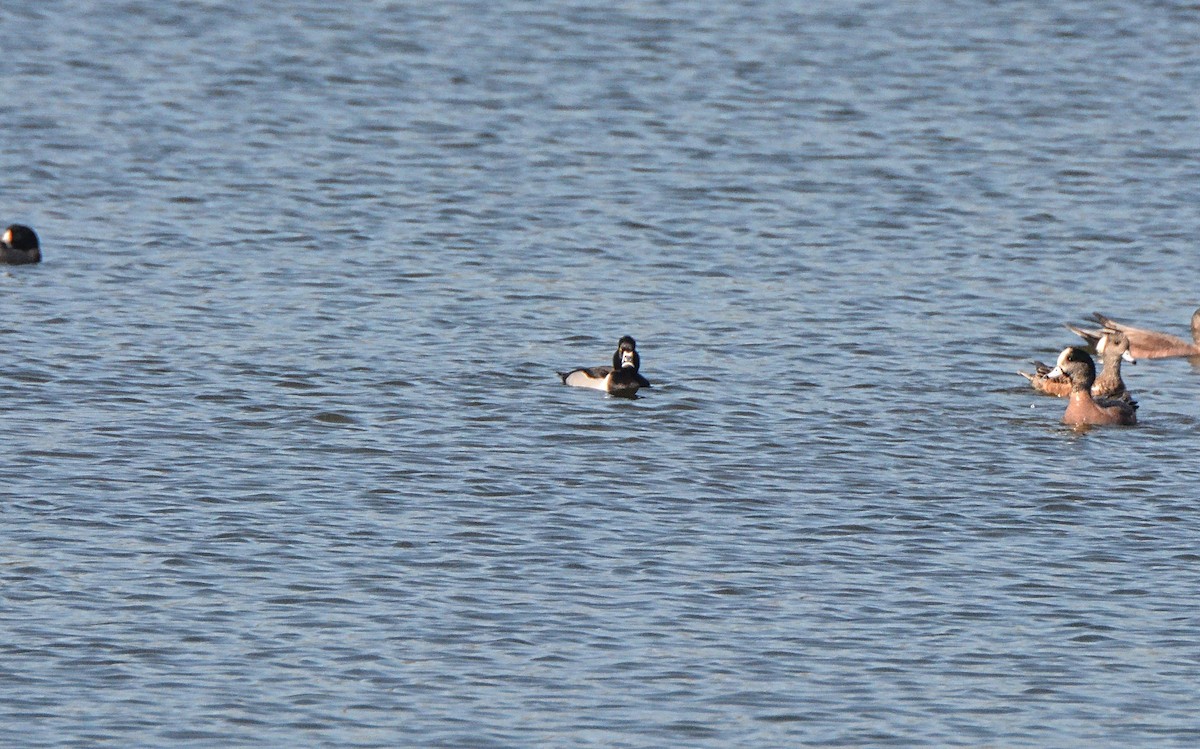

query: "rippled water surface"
left=4, top=1, right=1200, bottom=746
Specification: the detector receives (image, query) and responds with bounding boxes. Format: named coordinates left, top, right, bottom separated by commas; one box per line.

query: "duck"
left=1043, top=346, right=1137, bottom=427
left=1069, top=309, right=1200, bottom=359
left=558, top=335, right=652, bottom=396
left=1020, top=328, right=1135, bottom=400
left=0, top=224, right=40, bottom=264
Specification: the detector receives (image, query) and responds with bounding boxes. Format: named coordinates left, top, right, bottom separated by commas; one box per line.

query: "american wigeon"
left=1069, top=309, right=1200, bottom=359
left=0, top=224, right=40, bottom=264
left=558, top=335, right=652, bottom=397
left=1020, top=329, right=1135, bottom=400
left=1044, top=346, right=1137, bottom=427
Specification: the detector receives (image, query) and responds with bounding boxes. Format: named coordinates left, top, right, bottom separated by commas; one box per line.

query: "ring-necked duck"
left=1044, top=346, right=1137, bottom=427
left=1, top=225, right=40, bottom=264
left=558, top=335, right=652, bottom=396
left=1070, top=309, right=1200, bottom=359
left=1020, top=328, right=1135, bottom=400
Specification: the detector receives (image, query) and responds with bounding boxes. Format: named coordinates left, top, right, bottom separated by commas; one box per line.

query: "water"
left=3, top=1, right=1200, bottom=746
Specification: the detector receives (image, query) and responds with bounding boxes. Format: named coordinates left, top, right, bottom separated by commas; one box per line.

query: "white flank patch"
left=564, top=370, right=612, bottom=391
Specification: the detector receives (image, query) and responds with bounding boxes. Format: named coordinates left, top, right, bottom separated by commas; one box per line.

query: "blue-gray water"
left=3, top=1, right=1200, bottom=746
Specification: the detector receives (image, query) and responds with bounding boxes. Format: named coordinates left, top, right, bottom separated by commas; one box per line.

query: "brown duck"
left=1020, top=329, right=1135, bottom=400
left=1044, top=346, right=1137, bottom=427
left=1069, top=309, right=1200, bottom=359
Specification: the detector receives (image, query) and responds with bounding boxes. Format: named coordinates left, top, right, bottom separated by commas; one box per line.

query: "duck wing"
left=1066, top=323, right=1103, bottom=351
